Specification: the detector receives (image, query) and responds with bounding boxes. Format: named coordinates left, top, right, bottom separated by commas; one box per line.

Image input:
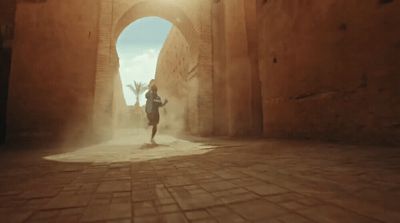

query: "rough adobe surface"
left=211, top=0, right=263, bottom=137
left=6, top=0, right=99, bottom=141
left=3, top=0, right=400, bottom=145
left=258, top=0, right=400, bottom=144
left=5, top=0, right=213, bottom=141
left=155, top=27, right=192, bottom=134
left=0, top=0, right=16, bottom=143
left=0, top=0, right=16, bottom=25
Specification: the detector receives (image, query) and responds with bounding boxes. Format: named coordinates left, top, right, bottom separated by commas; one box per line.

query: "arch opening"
left=92, top=0, right=208, bottom=141
left=114, top=17, right=173, bottom=129
left=112, top=13, right=197, bottom=137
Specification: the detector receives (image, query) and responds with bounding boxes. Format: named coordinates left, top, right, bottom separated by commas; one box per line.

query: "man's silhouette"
left=145, top=84, right=168, bottom=143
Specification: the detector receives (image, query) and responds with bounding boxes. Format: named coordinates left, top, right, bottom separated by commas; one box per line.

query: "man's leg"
left=151, top=124, right=158, bottom=141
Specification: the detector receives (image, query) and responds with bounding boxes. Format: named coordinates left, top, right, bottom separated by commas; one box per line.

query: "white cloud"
left=119, top=49, right=159, bottom=105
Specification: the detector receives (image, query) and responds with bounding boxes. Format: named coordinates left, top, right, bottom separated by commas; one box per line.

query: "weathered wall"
left=212, top=0, right=263, bottom=136
left=155, top=27, right=191, bottom=134
left=0, top=0, right=16, bottom=143
left=6, top=0, right=399, bottom=144
left=0, top=0, right=16, bottom=25
left=258, top=0, right=400, bottom=144
left=6, top=0, right=99, bottom=142
left=6, top=0, right=213, bottom=142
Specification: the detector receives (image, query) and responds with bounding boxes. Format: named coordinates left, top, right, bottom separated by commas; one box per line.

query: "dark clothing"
left=147, top=112, right=160, bottom=126
left=145, top=91, right=164, bottom=126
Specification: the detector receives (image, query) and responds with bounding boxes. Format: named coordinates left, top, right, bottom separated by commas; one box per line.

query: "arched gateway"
left=92, top=0, right=213, bottom=140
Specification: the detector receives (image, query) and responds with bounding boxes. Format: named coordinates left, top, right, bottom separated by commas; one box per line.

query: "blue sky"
left=117, top=17, right=172, bottom=105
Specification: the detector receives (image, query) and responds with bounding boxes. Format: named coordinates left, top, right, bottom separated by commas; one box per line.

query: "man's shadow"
left=139, top=142, right=170, bottom=150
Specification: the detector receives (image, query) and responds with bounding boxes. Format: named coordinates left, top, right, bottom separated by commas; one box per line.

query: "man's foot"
left=150, top=138, right=156, bottom=144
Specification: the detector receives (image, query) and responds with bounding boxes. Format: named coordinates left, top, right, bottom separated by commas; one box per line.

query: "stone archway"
left=92, top=0, right=213, bottom=140
left=112, top=1, right=200, bottom=57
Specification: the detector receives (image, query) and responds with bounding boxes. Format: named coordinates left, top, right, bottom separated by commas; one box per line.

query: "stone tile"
left=185, top=210, right=210, bottom=220
left=97, top=180, right=131, bottom=193
left=43, top=193, right=92, bottom=209
left=21, top=198, right=51, bottom=210
left=215, top=213, right=248, bottom=223
left=55, top=215, right=81, bottom=223
left=264, top=193, right=304, bottom=203
left=134, top=215, right=161, bottom=223
left=213, top=170, right=244, bottom=179
left=111, top=192, right=131, bottom=204
left=184, top=185, right=202, bottom=191
left=81, top=203, right=131, bottom=222
left=132, top=189, right=157, bottom=202
left=230, top=199, right=288, bottom=221
left=280, top=201, right=308, bottom=210
left=245, top=184, right=288, bottom=196
left=165, top=176, right=193, bottom=187
left=29, top=210, right=59, bottom=221
left=277, top=213, right=314, bottom=223
left=0, top=131, right=400, bottom=223
left=155, top=197, right=176, bottom=205
left=20, top=187, right=60, bottom=199
left=59, top=207, right=84, bottom=216
left=162, top=213, right=189, bottom=223
left=329, top=193, right=400, bottom=222
left=157, top=204, right=180, bottom=214
left=112, top=196, right=131, bottom=204
left=106, top=219, right=131, bottom=223
left=107, top=203, right=132, bottom=220
left=188, top=189, right=209, bottom=195
left=297, top=197, right=321, bottom=206
left=253, top=219, right=282, bottom=223
left=135, top=206, right=157, bottom=217
left=207, top=206, right=232, bottom=217
left=297, top=205, right=380, bottom=223
left=220, top=192, right=259, bottom=204
left=80, top=204, right=109, bottom=222
left=0, top=209, right=33, bottom=223
left=201, top=181, right=238, bottom=192
left=192, top=219, right=218, bottom=223
left=171, top=189, right=221, bottom=210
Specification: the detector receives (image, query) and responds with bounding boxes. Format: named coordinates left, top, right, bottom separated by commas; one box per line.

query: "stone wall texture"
left=0, top=0, right=16, bottom=143
left=6, top=0, right=99, bottom=141
left=0, top=0, right=16, bottom=25
left=258, top=0, right=400, bottom=144
left=3, top=0, right=400, bottom=145
left=211, top=0, right=263, bottom=136
left=5, top=0, right=214, bottom=142
left=155, top=27, right=191, bottom=134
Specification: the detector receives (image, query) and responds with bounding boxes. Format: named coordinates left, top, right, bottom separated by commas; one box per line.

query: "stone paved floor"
left=0, top=129, right=399, bottom=223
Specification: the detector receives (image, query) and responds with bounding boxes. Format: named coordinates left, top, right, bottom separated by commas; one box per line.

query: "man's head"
left=148, top=79, right=155, bottom=88
left=151, top=84, right=158, bottom=93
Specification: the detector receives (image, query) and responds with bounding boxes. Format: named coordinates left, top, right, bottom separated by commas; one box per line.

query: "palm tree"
left=127, top=81, right=148, bottom=106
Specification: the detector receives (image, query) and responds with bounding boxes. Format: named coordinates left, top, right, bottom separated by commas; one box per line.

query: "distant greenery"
left=127, top=81, right=148, bottom=106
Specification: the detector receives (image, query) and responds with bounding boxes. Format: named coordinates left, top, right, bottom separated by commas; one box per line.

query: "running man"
left=145, top=84, right=168, bottom=143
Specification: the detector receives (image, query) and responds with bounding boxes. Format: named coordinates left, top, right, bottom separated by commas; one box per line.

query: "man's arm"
left=158, top=99, right=168, bottom=107
left=153, top=97, right=163, bottom=106
left=162, top=99, right=168, bottom=106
